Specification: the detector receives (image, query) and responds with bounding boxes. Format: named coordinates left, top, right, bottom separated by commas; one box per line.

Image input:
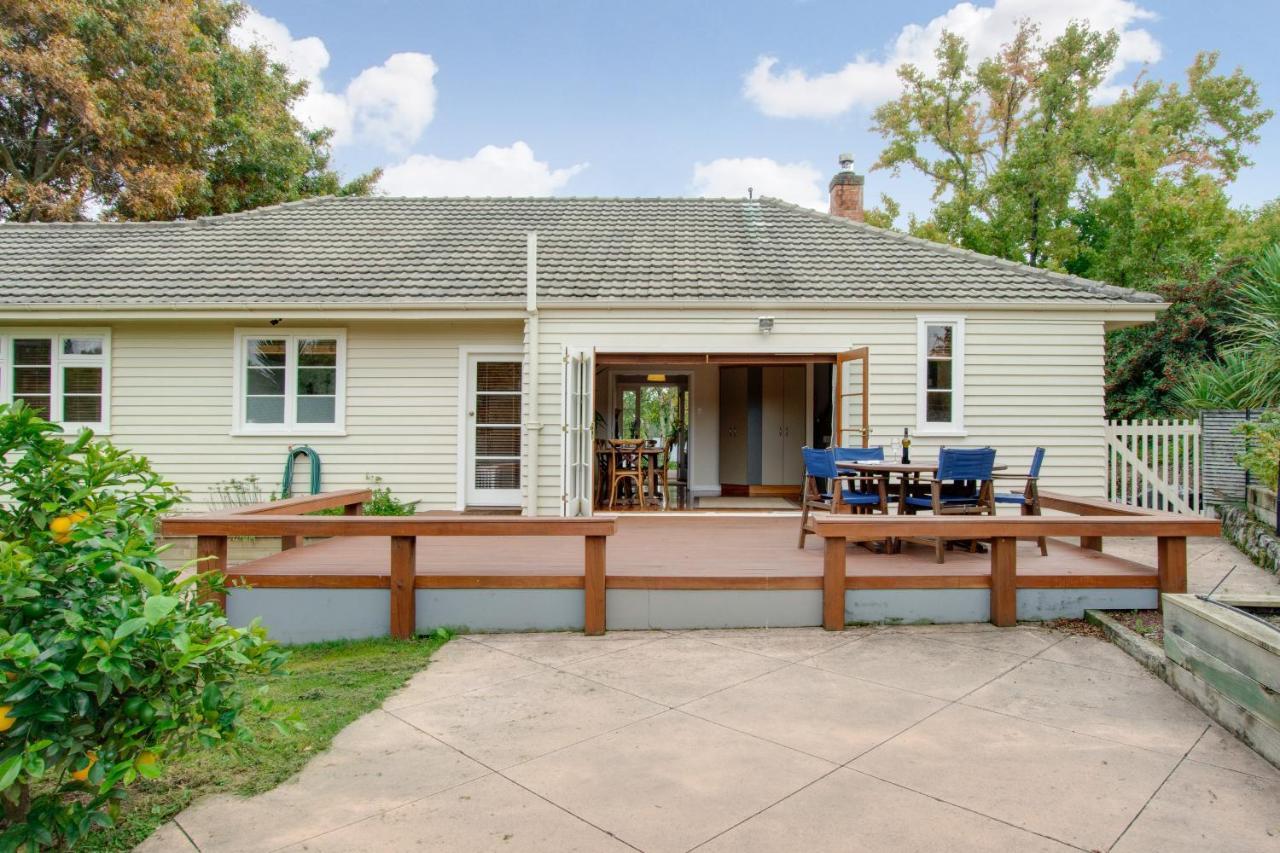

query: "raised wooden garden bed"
left=1163, top=593, right=1280, bottom=769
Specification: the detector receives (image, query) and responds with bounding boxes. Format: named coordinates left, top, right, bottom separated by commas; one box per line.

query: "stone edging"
left=1084, top=609, right=1167, bottom=677
left=1218, top=502, right=1280, bottom=576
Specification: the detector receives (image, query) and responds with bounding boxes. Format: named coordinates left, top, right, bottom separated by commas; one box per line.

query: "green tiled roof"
left=0, top=196, right=1159, bottom=306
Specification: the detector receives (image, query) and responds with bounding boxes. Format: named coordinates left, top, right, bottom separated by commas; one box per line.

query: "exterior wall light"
left=758, top=316, right=775, bottom=334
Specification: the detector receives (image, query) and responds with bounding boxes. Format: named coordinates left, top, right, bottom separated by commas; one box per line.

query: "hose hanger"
left=281, top=445, right=322, bottom=497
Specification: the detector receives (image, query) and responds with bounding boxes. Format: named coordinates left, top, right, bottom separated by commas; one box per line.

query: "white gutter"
left=525, top=232, right=541, bottom=517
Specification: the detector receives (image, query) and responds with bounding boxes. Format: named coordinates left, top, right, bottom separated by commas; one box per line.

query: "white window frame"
left=232, top=328, right=347, bottom=436
left=0, top=328, right=112, bottom=433
left=916, top=316, right=965, bottom=437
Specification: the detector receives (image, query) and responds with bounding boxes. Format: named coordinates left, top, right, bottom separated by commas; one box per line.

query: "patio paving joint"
left=1105, top=723, right=1211, bottom=852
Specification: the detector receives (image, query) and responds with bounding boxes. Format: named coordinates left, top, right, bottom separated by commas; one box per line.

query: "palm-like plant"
left=1174, top=245, right=1280, bottom=412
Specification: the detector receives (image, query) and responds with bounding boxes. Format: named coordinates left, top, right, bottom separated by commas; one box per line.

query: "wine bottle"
left=901, top=427, right=911, bottom=464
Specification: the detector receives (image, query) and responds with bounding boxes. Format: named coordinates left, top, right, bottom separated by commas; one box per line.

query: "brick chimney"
left=828, top=152, right=865, bottom=222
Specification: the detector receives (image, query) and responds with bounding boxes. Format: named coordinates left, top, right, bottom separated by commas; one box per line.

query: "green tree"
left=1105, top=258, right=1246, bottom=418
left=0, top=403, right=286, bottom=848
left=871, top=21, right=1271, bottom=286
left=1172, top=245, right=1280, bottom=412
left=0, top=0, right=377, bottom=223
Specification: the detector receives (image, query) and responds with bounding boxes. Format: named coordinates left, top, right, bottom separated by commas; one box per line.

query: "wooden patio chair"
left=798, top=447, right=888, bottom=549
left=607, top=439, right=645, bottom=509
left=993, top=447, right=1048, bottom=556
left=902, top=446, right=997, bottom=563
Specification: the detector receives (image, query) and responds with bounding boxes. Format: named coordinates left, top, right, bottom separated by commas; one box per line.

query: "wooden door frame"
left=834, top=347, right=870, bottom=448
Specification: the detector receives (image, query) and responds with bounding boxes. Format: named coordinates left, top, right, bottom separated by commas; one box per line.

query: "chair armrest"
left=989, top=474, right=1033, bottom=481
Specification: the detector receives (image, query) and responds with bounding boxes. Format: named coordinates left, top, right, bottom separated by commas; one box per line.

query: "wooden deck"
left=226, top=514, right=1159, bottom=592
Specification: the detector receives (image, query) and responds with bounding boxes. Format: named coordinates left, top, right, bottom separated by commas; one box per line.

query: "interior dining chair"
left=902, top=446, right=997, bottom=563
left=607, top=439, right=645, bottom=509
left=993, top=447, right=1048, bottom=556
left=798, top=447, right=887, bottom=549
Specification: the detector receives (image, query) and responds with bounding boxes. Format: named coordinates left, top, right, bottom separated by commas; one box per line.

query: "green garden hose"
left=281, top=445, right=322, bottom=497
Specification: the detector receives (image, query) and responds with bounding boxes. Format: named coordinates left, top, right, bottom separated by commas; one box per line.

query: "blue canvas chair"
left=993, top=447, right=1048, bottom=556
left=798, top=447, right=888, bottom=549
left=903, top=446, right=997, bottom=563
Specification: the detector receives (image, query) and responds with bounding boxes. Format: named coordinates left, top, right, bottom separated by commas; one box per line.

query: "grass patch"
left=81, top=633, right=450, bottom=851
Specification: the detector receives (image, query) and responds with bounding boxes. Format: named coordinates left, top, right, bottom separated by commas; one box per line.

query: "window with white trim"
left=916, top=317, right=964, bottom=434
left=233, top=330, right=346, bottom=434
left=2, top=331, right=110, bottom=432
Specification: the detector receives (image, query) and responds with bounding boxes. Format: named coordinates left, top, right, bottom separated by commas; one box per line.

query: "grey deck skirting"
left=226, top=586, right=1158, bottom=644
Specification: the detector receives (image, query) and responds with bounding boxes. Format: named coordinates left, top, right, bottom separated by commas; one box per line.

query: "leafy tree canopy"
left=869, top=20, right=1276, bottom=417
left=0, top=0, right=378, bottom=222
left=870, top=20, right=1271, bottom=291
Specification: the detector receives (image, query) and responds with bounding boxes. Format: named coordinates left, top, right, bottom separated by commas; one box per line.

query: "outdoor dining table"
left=836, top=458, right=1008, bottom=552
left=836, top=458, right=1008, bottom=509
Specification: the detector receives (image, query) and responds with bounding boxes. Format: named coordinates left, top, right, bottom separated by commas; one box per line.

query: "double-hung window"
left=916, top=317, right=964, bottom=435
left=1, top=330, right=110, bottom=432
left=234, top=330, right=346, bottom=434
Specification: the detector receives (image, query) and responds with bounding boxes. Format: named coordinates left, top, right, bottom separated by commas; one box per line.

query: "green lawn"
left=82, top=633, right=450, bottom=851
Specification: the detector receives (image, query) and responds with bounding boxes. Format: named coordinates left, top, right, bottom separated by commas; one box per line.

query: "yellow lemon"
left=0, top=705, right=14, bottom=733
left=70, top=752, right=96, bottom=782
left=70, top=510, right=90, bottom=523
left=136, top=751, right=159, bottom=769
left=49, top=516, right=73, bottom=535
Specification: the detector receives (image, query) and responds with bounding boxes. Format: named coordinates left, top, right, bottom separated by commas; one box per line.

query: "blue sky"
left=241, top=0, right=1280, bottom=221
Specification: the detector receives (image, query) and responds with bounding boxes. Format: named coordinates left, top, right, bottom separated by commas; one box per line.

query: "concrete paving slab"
left=697, top=766, right=1075, bottom=853
left=1187, top=723, right=1280, bottom=780
left=851, top=703, right=1180, bottom=850
left=682, top=663, right=945, bottom=763
left=468, top=633, right=664, bottom=666
left=504, top=710, right=833, bottom=853
left=277, top=773, right=634, bottom=853
left=382, top=639, right=547, bottom=711
left=904, top=625, right=1061, bottom=657
left=681, top=625, right=869, bottom=661
left=963, top=657, right=1209, bottom=756
left=1111, top=759, right=1280, bottom=853
left=176, top=710, right=488, bottom=851
left=805, top=631, right=1024, bottom=700
left=392, top=668, right=664, bottom=769
left=1035, top=633, right=1151, bottom=676
left=559, top=636, right=786, bottom=706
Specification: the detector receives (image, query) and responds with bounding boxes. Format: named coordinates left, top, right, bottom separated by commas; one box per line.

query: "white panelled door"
left=466, top=355, right=523, bottom=506
left=562, top=348, right=596, bottom=516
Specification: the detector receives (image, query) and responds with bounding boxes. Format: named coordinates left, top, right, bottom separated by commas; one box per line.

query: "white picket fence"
left=1105, top=419, right=1202, bottom=515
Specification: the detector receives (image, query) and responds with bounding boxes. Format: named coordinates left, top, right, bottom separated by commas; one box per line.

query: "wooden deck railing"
left=160, top=492, right=617, bottom=638
left=812, top=497, right=1220, bottom=630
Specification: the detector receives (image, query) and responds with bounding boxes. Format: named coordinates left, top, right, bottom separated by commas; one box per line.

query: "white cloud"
left=744, top=0, right=1161, bottom=118
left=231, top=8, right=436, bottom=150
left=378, top=142, right=588, bottom=196
left=690, top=157, right=827, bottom=211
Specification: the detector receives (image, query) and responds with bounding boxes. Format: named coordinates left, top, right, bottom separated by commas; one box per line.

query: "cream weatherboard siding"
left=9, top=308, right=1110, bottom=517
left=528, top=307, right=1110, bottom=515
left=41, top=320, right=523, bottom=511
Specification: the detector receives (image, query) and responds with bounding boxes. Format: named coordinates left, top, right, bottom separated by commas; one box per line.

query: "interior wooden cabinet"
left=719, top=365, right=806, bottom=492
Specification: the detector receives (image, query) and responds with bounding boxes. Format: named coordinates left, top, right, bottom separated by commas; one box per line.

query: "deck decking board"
left=224, top=515, right=1157, bottom=591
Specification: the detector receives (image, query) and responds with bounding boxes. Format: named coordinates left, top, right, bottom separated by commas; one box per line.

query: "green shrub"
left=1236, top=411, right=1280, bottom=491
left=313, top=476, right=418, bottom=517
left=0, top=403, right=287, bottom=850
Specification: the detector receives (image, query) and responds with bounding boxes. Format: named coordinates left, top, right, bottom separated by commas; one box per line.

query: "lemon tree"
left=0, top=403, right=286, bottom=849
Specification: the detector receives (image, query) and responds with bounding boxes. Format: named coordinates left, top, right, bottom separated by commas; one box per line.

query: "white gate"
left=1105, top=419, right=1201, bottom=514
left=561, top=348, right=595, bottom=516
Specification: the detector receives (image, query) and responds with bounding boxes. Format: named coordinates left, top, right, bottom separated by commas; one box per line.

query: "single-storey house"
left=0, top=159, right=1162, bottom=516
